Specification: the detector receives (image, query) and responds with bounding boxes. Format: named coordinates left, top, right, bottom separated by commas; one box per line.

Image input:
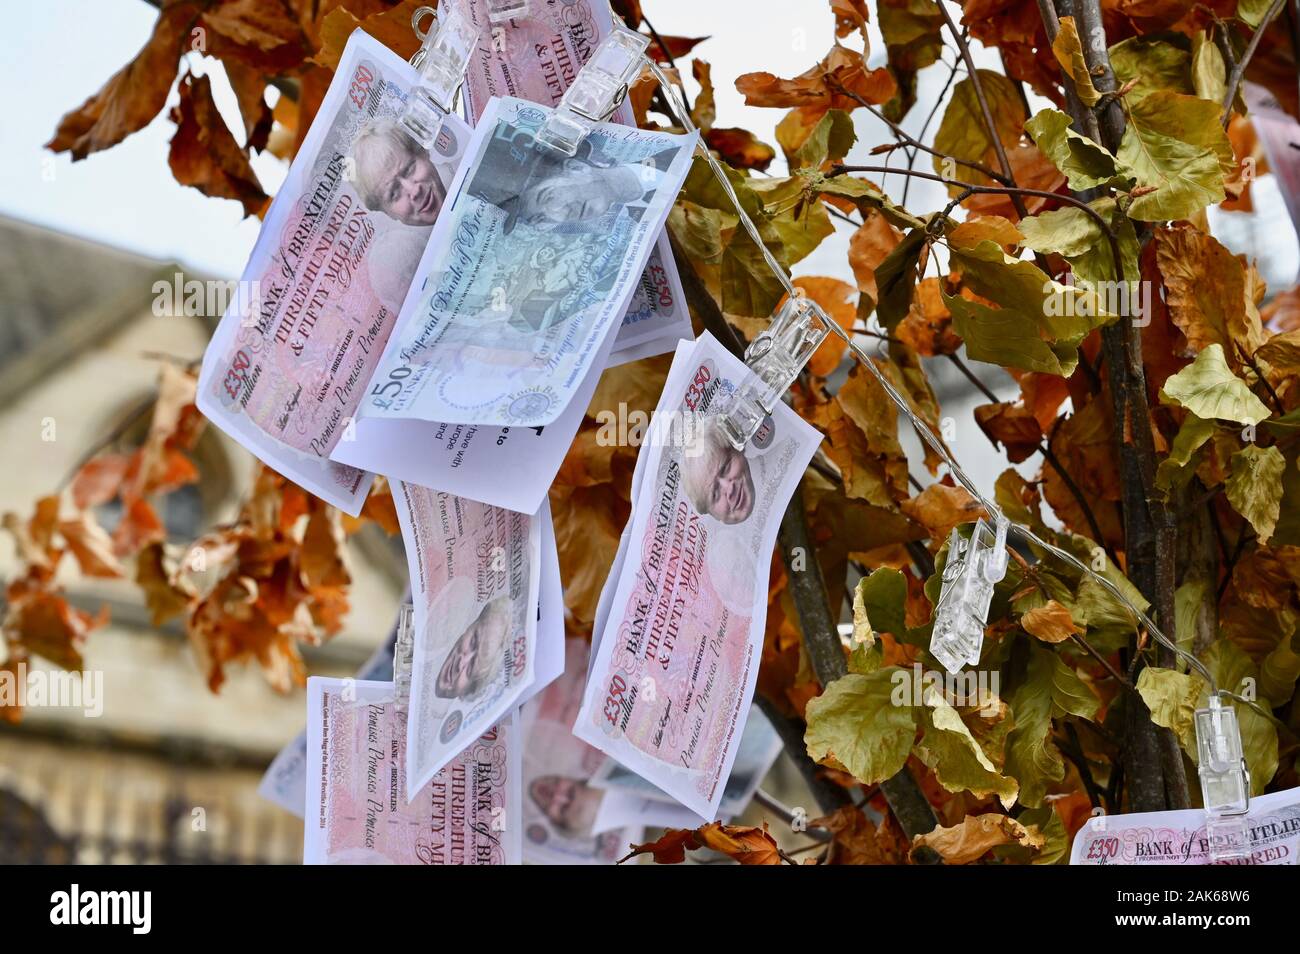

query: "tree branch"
left=1221, top=0, right=1288, bottom=128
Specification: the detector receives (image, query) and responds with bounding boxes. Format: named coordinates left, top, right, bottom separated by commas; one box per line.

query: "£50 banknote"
left=574, top=332, right=822, bottom=818
left=1071, top=786, right=1300, bottom=865
left=333, top=96, right=696, bottom=512
left=451, top=0, right=691, bottom=365
left=305, top=677, right=520, bottom=864
left=197, top=31, right=472, bottom=514
left=393, top=479, right=564, bottom=800
left=345, top=95, right=695, bottom=427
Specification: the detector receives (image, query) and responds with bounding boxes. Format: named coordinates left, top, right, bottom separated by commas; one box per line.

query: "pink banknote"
left=196, top=30, right=470, bottom=514
left=574, top=333, right=822, bottom=818
left=304, top=677, right=520, bottom=864
left=393, top=480, right=551, bottom=800
left=521, top=638, right=640, bottom=864
left=1071, top=786, right=1300, bottom=865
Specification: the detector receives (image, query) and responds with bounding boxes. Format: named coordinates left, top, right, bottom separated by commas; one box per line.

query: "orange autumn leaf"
left=58, top=511, right=126, bottom=579
left=736, top=44, right=896, bottom=114
left=848, top=209, right=903, bottom=302
left=900, top=483, right=987, bottom=544
left=1021, top=599, right=1081, bottom=643
left=793, top=277, right=858, bottom=376
left=112, top=497, right=166, bottom=557
left=621, top=823, right=785, bottom=865
left=704, top=127, right=776, bottom=171
left=70, top=453, right=133, bottom=510
left=312, top=0, right=426, bottom=72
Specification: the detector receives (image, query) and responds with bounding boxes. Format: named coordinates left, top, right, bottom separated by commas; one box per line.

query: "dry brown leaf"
left=736, top=44, right=896, bottom=114
left=58, top=511, right=125, bottom=579
left=973, top=402, right=1043, bottom=463
left=168, top=71, right=267, bottom=218
left=46, top=0, right=197, bottom=159
left=312, top=0, right=426, bottom=72
left=1021, top=599, right=1080, bottom=643
left=135, top=542, right=196, bottom=627
left=900, top=483, right=986, bottom=544
left=910, top=812, right=1044, bottom=864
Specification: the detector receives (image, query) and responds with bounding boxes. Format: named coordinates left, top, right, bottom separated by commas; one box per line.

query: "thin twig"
left=1221, top=0, right=1288, bottom=128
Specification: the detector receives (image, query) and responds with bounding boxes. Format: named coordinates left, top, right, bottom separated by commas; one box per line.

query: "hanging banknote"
left=333, top=96, right=695, bottom=509
left=305, top=677, right=520, bottom=864
left=393, top=479, right=565, bottom=799
left=451, top=0, right=692, bottom=365
left=1070, top=786, right=1300, bottom=865
left=520, top=638, right=641, bottom=864
left=197, top=31, right=471, bottom=514
left=574, top=332, right=823, bottom=818
left=258, top=613, right=400, bottom=817
left=589, top=704, right=783, bottom=820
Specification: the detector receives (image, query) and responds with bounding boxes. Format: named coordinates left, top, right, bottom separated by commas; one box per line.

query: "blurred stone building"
left=0, top=215, right=405, bottom=863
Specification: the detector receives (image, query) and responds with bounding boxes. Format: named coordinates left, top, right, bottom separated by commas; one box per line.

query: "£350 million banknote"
left=197, top=31, right=471, bottom=514
left=574, top=332, right=823, bottom=818
left=393, top=480, right=563, bottom=799
left=353, top=95, right=696, bottom=430
left=520, top=637, right=641, bottom=864
left=259, top=613, right=400, bottom=817
left=1071, top=786, right=1300, bottom=865
left=305, top=677, right=520, bottom=864
left=451, top=0, right=691, bottom=365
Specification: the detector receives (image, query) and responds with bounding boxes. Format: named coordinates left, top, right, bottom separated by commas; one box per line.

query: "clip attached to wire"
left=716, top=295, right=829, bottom=451
left=485, top=0, right=530, bottom=23
left=400, top=4, right=478, bottom=148
left=535, top=26, right=649, bottom=156
left=1195, top=693, right=1251, bottom=861
left=929, top=516, right=1009, bottom=674
left=393, top=603, right=416, bottom=713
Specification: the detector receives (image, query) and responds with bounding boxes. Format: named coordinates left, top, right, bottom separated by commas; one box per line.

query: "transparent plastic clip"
left=485, top=0, right=530, bottom=23
left=929, top=515, right=1009, bottom=674
left=393, top=603, right=416, bottom=714
left=535, top=26, right=650, bottom=156
left=1196, top=693, right=1251, bottom=860
left=716, top=295, right=830, bottom=451
left=399, top=4, right=478, bottom=148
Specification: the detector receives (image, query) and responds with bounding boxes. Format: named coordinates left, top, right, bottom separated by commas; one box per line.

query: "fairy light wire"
left=643, top=58, right=1221, bottom=694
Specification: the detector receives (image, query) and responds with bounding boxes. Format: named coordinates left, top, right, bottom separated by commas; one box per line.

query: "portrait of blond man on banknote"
left=467, top=127, right=679, bottom=235
left=433, top=594, right=511, bottom=701
left=350, top=118, right=449, bottom=228
left=681, top=421, right=757, bottom=525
